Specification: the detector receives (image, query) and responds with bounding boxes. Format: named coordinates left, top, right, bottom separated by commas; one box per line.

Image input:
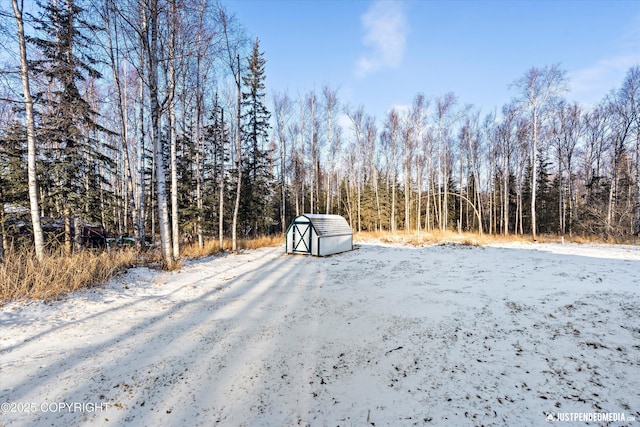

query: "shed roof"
left=299, top=214, right=352, bottom=237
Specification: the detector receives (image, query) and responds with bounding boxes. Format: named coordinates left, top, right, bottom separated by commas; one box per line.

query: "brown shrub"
left=0, top=249, right=138, bottom=304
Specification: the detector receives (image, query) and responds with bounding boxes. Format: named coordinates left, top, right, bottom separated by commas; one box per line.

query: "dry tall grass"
left=352, top=229, right=634, bottom=247
left=0, top=249, right=139, bottom=304
left=0, top=235, right=284, bottom=305
left=237, top=235, right=285, bottom=250
left=354, top=229, right=519, bottom=246
left=181, top=235, right=284, bottom=258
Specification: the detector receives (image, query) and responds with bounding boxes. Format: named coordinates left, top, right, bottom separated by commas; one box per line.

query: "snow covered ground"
left=1, top=241, right=640, bottom=426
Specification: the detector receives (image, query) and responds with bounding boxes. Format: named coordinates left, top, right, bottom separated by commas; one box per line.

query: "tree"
left=580, top=104, right=609, bottom=235
left=347, top=106, right=365, bottom=232
left=362, top=114, right=379, bottom=229
left=434, top=92, right=459, bottom=231
left=0, top=121, right=29, bottom=258
left=11, top=0, right=45, bottom=261
left=191, top=0, right=214, bottom=250
left=601, top=70, right=638, bottom=238
left=28, top=0, right=114, bottom=254
left=511, top=64, right=568, bottom=240
left=401, top=99, right=418, bottom=231
left=551, top=101, right=582, bottom=236
left=140, top=0, right=174, bottom=267
left=240, top=37, right=272, bottom=236
left=96, top=0, right=136, bottom=241
left=408, top=94, right=427, bottom=231
left=381, top=108, right=401, bottom=233
left=305, top=90, right=318, bottom=214
left=273, top=91, right=292, bottom=232
left=205, top=94, right=229, bottom=248
left=496, top=102, right=519, bottom=235
left=167, top=0, right=180, bottom=258
left=459, top=111, right=484, bottom=234
left=322, top=86, right=339, bottom=215
left=617, top=66, right=640, bottom=235
left=215, top=3, right=246, bottom=251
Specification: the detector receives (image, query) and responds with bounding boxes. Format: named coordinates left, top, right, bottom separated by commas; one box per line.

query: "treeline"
left=275, top=64, right=639, bottom=242
left=1, top=1, right=639, bottom=267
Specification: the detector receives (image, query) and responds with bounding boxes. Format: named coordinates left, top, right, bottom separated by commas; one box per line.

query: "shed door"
left=292, top=221, right=312, bottom=254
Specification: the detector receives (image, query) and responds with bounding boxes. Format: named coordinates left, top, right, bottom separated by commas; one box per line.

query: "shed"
left=286, top=214, right=353, bottom=256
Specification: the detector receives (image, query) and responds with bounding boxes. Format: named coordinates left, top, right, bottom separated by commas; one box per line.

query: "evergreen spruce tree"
left=176, top=125, right=196, bottom=239
left=0, top=124, right=28, bottom=210
left=28, top=0, right=113, bottom=252
left=240, top=38, right=273, bottom=236
left=204, top=95, right=230, bottom=244
left=536, top=150, right=555, bottom=234
left=0, top=124, right=28, bottom=256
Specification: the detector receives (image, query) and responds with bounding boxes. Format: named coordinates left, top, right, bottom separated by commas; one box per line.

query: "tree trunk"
left=146, top=0, right=174, bottom=268
left=219, top=109, right=225, bottom=249
left=391, top=171, right=397, bottom=233
left=169, top=101, right=179, bottom=257
left=375, top=167, right=382, bottom=230
left=0, top=205, right=6, bottom=261
left=168, top=0, right=180, bottom=259
left=459, top=153, right=464, bottom=233
left=196, top=129, right=204, bottom=248
left=416, top=166, right=422, bottom=232
left=103, top=3, right=138, bottom=244
left=232, top=55, right=242, bottom=252
left=281, top=138, right=287, bottom=230
left=13, top=0, right=45, bottom=261
left=137, top=53, right=147, bottom=250
left=635, top=127, right=640, bottom=235
left=531, top=107, right=538, bottom=240
left=404, top=176, right=410, bottom=232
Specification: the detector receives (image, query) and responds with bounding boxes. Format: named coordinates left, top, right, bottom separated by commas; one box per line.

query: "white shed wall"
left=318, top=234, right=353, bottom=256
left=286, top=214, right=353, bottom=257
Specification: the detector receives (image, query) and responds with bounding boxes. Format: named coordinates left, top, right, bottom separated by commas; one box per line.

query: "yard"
left=1, top=241, right=639, bottom=426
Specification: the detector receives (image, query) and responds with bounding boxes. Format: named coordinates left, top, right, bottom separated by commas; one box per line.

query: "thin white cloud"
left=356, top=0, right=408, bottom=78
left=387, top=103, right=411, bottom=117
left=569, top=15, right=640, bottom=103
left=569, top=53, right=640, bottom=103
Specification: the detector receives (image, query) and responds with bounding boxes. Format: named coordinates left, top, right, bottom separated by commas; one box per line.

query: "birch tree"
left=306, top=90, right=319, bottom=214
left=618, top=66, right=640, bottom=235
left=434, top=92, right=458, bottom=231
left=141, top=0, right=174, bottom=267
left=511, top=64, right=567, bottom=240
left=322, top=86, right=338, bottom=214
left=215, top=3, right=246, bottom=251
left=11, top=0, right=44, bottom=261
left=96, top=0, right=141, bottom=245
left=551, top=101, right=582, bottom=236
left=363, top=114, right=379, bottom=229
left=347, top=106, right=365, bottom=231
left=496, top=102, right=519, bottom=234
left=166, top=0, right=180, bottom=258
left=382, top=109, right=401, bottom=233
left=273, top=91, right=292, bottom=231
left=459, top=112, right=483, bottom=233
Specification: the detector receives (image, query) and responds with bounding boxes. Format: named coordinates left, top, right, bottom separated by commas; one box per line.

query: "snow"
left=1, top=241, right=640, bottom=426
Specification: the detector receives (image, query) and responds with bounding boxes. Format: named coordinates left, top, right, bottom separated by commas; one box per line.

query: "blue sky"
left=229, top=0, right=640, bottom=119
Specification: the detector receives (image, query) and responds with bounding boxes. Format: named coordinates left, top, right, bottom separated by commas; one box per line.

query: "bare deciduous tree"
left=511, top=64, right=568, bottom=240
